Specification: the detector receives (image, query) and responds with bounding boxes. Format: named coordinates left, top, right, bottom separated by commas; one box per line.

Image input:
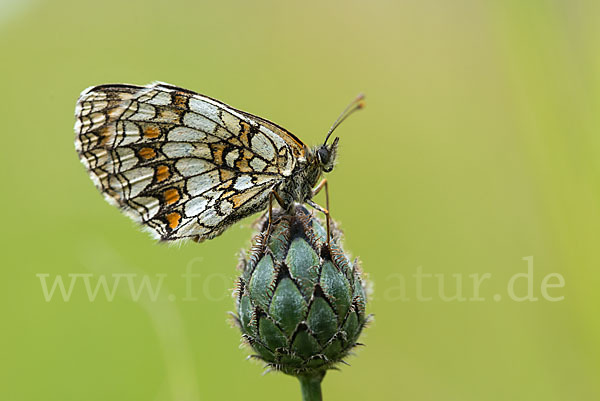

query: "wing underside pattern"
left=74, top=82, right=306, bottom=241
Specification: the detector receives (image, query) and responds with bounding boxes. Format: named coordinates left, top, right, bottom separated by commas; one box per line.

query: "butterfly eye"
left=317, top=147, right=330, bottom=165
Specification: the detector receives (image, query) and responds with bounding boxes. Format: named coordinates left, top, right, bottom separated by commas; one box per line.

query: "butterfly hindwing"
left=74, top=82, right=306, bottom=241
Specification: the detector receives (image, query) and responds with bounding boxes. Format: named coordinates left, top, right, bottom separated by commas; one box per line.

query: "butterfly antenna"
left=323, top=93, right=365, bottom=145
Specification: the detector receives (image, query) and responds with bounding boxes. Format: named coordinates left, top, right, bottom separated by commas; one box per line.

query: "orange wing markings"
left=210, top=143, right=227, bottom=165
left=166, top=212, right=181, bottom=229
left=138, top=147, right=156, bottom=160
left=172, top=92, right=189, bottom=109
left=219, top=169, right=235, bottom=182
left=239, top=122, right=252, bottom=147
left=155, top=165, right=170, bottom=182
left=143, top=124, right=161, bottom=139
left=230, top=186, right=265, bottom=208
left=163, top=188, right=180, bottom=205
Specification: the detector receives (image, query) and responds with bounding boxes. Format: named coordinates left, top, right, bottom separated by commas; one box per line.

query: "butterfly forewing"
left=74, top=82, right=306, bottom=242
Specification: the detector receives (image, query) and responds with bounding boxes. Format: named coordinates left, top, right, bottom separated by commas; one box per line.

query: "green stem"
left=298, top=372, right=325, bottom=401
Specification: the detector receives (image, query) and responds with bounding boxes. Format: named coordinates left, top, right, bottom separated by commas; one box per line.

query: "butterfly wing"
left=74, top=82, right=307, bottom=242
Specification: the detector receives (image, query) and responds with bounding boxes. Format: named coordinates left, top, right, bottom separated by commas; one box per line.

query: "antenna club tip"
left=324, top=94, right=365, bottom=143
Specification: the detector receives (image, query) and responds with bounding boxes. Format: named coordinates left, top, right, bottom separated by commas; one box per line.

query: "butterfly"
left=74, top=82, right=363, bottom=245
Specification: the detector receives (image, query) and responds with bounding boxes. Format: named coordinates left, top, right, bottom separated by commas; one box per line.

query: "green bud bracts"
left=233, top=206, right=369, bottom=376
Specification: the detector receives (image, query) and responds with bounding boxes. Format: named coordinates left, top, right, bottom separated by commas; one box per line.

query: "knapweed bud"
left=232, top=205, right=370, bottom=377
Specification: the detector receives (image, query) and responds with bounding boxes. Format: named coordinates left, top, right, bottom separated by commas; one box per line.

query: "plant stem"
left=298, top=372, right=325, bottom=401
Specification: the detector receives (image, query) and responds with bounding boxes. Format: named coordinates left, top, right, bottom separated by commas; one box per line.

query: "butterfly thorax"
left=277, top=151, right=322, bottom=208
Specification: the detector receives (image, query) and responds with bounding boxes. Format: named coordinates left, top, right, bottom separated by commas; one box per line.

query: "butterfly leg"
left=306, top=199, right=331, bottom=250
left=309, top=179, right=332, bottom=249
left=312, top=178, right=329, bottom=211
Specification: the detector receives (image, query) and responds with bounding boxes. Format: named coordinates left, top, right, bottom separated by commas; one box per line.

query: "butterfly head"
left=316, top=137, right=339, bottom=173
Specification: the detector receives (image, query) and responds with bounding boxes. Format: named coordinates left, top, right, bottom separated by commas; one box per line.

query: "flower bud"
left=232, top=206, right=370, bottom=376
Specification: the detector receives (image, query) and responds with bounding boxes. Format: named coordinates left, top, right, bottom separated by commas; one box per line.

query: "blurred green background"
left=2, top=0, right=599, bottom=400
